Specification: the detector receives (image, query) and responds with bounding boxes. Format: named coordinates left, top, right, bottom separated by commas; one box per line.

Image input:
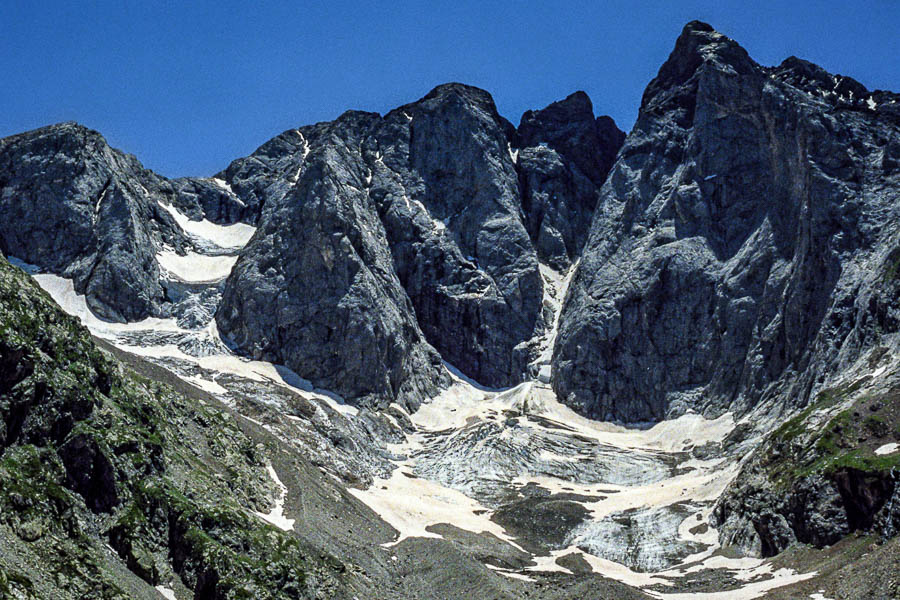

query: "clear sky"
left=1, top=1, right=897, bottom=177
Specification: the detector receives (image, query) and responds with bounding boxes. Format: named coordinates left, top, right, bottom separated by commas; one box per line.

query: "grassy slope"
left=764, top=371, right=900, bottom=487
left=0, top=255, right=345, bottom=599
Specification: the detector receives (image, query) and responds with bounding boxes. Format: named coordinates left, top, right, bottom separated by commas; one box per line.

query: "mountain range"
left=1, top=20, right=899, bottom=600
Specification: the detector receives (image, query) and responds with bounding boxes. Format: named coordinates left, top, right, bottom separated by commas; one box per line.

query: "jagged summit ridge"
left=0, top=83, right=625, bottom=408
left=552, top=21, right=900, bottom=422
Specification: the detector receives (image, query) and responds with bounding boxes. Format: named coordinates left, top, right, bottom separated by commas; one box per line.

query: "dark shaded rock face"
left=218, top=84, right=621, bottom=400
left=714, top=378, right=900, bottom=557
left=516, top=92, right=625, bottom=269
left=373, top=84, right=542, bottom=388
left=715, top=461, right=900, bottom=558
left=553, top=21, right=900, bottom=422
left=170, top=177, right=250, bottom=225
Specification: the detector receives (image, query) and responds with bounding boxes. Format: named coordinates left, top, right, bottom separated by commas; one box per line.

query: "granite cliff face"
left=553, top=21, right=900, bottom=422
left=215, top=111, right=450, bottom=411
left=215, top=83, right=624, bottom=405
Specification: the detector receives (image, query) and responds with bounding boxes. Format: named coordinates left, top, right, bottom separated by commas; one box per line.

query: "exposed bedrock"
left=516, top=91, right=625, bottom=269
left=215, top=112, right=449, bottom=411
left=0, top=82, right=624, bottom=409
left=0, top=122, right=250, bottom=322
left=217, top=83, right=624, bottom=404
left=553, top=20, right=900, bottom=422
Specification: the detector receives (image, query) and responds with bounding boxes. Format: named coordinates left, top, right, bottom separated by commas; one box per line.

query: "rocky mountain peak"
left=519, top=90, right=594, bottom=129
left=641, top=20, right=758, bottom=125
left=554, top=18, right=900, bottom=424
left=420, top=81, right=502, bottom=112
left=518, top=90, right=623, bottom=186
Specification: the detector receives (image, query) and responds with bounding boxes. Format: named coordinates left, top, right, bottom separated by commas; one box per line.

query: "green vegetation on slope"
left=0, top=256, right=343, bottom=599
left=764, top=375, right=900, bottom=488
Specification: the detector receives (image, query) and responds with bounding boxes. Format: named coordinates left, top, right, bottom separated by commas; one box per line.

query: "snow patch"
left=347, top=463, right=525, bottom=550
left=646, top=567, right=816, bottom=599
left=30, top=273, right=184, bottom=335
left=155, top=586, right=177, bottom=600
left=157, top=249, right=238, bottom=283
left=507, top=143, right=518, bottom=163
left=875, top=442, right=899, bottom=456
left=871, top=364, right=888, bottom=379
left=187, top=375, right=229, bottom=396
left=210, top=177, right=234, bottom=194
left=253, top=464, right=295, bottom=531
left=158, top=201, right=255, bottom=249
left=111, top=340, right=359, bottom=417
left=531, top=262, right=575, bottom=370
left=486, top=565, right=534, bottom=582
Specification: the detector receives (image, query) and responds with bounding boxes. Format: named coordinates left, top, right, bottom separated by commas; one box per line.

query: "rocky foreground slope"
left=1, top=18, right=900, bottom=600
left=0, top=255, right=347, bottom=598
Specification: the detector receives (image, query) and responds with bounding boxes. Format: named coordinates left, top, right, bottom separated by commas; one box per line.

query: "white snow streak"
left=155, top=586, right=177, bottom=600
left=253, top=464, right=295, bottom=531
left=158, top=201, right=255, bottom=249
left=29, top=272, right=184, bottom=335
left=875, top=442, right=899, bottom=456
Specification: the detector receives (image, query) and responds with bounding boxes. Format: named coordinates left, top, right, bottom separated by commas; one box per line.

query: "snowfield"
left=158, top=201, right=256, bottom=249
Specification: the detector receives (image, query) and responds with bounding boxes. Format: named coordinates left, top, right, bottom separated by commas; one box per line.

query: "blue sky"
left=1, top=1, right=897, bottom=177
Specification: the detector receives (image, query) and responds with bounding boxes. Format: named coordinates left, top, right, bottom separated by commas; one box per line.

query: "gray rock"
left=216, top=112, right=448, bottom=411
left=170, top=176, right=250, bottom=224
left=371, top=83, right=543, bottom=387
left=217, top=83, right=557, bottom=402
left=553, top=21, right=900, bottom=422
left=0, top=122, right=186, bottom=321
left=516, top=92, right=624, bottom=269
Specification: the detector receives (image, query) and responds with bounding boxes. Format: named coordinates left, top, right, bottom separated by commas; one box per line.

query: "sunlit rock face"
left=553, top=20, right=900, bottom=422
left=215, top=83, right=624, bottom=407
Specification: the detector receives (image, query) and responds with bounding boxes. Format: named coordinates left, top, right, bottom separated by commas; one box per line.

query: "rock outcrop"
left=0, top=123, right=174, bottom=321
left=217, top=84, right=623, bottom=403
left=0, top=87, right=622, bottom=410
left=0, top=122, right=253, bottom=322
left=216, top=111, right=449, bottom=411
left=553, top=21, right=900, bottom=422
left=714, top=369, right=900, bottom=557
left=516, top=92, right=624, bottom=268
